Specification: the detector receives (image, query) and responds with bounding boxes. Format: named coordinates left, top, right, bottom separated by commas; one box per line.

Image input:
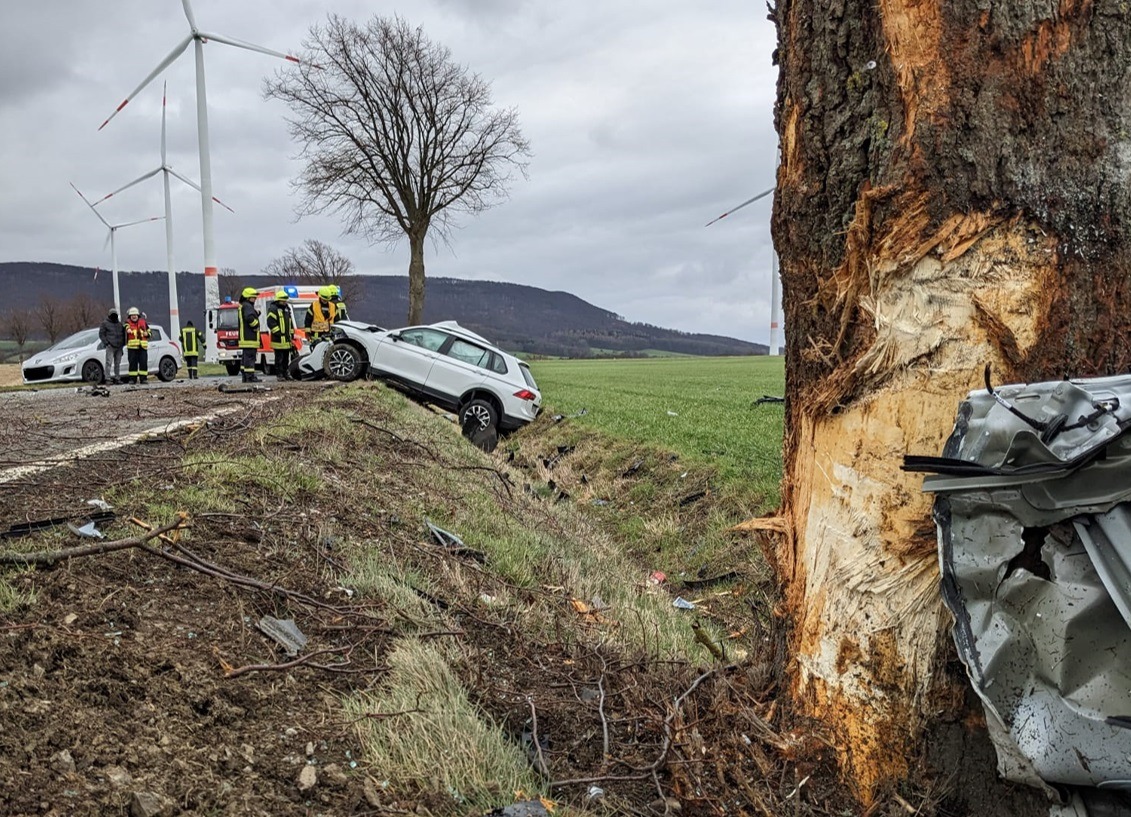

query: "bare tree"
left=261, top=239, right=359, bottom=302
left=265, top=14, right=531, bottom=324
left=60, top=293, right=102, bottom=336
left=1, top=309, right=33, bottom=361
left=218, top=267, right=244, bottom=302
left=36, top=296, right=64, bottom=344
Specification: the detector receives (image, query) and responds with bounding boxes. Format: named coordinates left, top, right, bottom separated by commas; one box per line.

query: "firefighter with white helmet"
left=124, top=306, right=151, bottom=384
left=237, top=287, right=262, bottom=383
left=266, top=289, right=295, bottom=381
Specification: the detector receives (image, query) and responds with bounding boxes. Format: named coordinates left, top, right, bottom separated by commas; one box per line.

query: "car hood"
left=907, top=375, right=1131, bottom=798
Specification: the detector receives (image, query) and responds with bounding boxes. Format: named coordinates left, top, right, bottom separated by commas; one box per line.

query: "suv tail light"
left=513, top=389, right=537, bottom=401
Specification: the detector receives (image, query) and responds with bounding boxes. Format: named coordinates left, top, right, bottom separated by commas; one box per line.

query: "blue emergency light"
left=284, top=285, right=299, bottom=299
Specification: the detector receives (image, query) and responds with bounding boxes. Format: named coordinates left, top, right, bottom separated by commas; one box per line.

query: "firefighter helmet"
left=126, top=307, right=140, bottom=318
left=241, top=287, right=258, bottom=300
left=274, top=289, right=288, bottom=300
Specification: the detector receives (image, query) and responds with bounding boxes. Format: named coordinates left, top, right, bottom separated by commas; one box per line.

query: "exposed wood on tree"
left=768, top=0, right=1131, bottom=803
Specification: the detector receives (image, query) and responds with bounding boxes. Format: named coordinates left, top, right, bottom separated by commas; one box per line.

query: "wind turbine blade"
left=92, top=168, right=163, bottom=205
left=704, top=187, right=775, bottom=227
left=98, top=33, right=193, bottom=130
left=161, top=81, right=168, bottom=165
left=198, top=30, right=302, bottom=63
left=168, top=168, right=235, bottom=213
left=70, top=182, right=111, bottom=228
left=114, top=216, right=165, bottom=229
left=103, top=231, right=112, bottom=252
left=180, top=0, right=198, bottom=32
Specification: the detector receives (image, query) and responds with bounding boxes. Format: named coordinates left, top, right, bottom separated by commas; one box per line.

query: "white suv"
left=307, top=320, right=542, bottom=432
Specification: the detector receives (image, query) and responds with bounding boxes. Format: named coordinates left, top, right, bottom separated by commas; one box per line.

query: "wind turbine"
left=706, top=187, right=781, bottom=356
left=92, top=83, right=233, bottom=340
left=70, top=184, right=162, bottom=313
left=98, top=0, right=306, bottom=358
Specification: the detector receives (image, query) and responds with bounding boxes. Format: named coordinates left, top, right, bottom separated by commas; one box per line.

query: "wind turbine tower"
left=98, top=0, right=307, bottom=359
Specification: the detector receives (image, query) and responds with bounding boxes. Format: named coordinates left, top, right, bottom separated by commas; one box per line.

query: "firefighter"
left=303, top=285, right=340, bottom=344
left=266, top=290, right=295, bottom=381
left=124, top=307, right=150, bottom=385
left=331, top=285, right=349, bottom=321
left=180, top=321, right=204, bottom=380
left=237, top=287, right=262, bottom=383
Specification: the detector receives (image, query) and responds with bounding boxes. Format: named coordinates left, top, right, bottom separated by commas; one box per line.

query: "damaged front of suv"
left=905, top=371, right=1131, bottom=811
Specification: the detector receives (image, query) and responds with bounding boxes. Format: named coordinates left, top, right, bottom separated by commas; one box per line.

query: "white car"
left=298, top=320, right=542, bottom=432
left=22, top=326, right=183, bottom=385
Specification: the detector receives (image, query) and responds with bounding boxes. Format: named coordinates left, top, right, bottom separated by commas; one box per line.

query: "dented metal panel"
left=908, top=376, right=1131, bottom=791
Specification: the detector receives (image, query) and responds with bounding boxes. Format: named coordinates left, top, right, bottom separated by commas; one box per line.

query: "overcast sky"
left=0, top=1, right=779, bottom=344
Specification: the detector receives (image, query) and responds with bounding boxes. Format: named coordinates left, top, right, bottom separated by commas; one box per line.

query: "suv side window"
left=399, top=328, right=448, bottom=351
left=447, top=339, right=489, bottom=368
left=488, top=353, right=508, bottom=375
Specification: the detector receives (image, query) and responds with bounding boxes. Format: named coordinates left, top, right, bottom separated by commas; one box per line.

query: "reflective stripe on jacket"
left=180, top=326, right=202, bottom=357
left=267, top=303, right=294, bottom=350
left=238, top=301, right=260, bottom=348
left=125, top=319, right=150, bottom=349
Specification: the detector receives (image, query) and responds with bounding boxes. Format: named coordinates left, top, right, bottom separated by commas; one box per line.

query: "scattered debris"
left=591, top=498, right=610, bottom=506
left=542, top=445, right=575, bottom=470
left=672, top=597, right=696, bottom=611
left=485, top=798, right=555, bottom=817
left=587, top=786, right=605, bottom=801
left=678, top=490, right=707, bottom=507
left=753, top=395, right=784, bottom=406
left=666, top=410, right=679, bottom=417
left=681, top=571, right=740, bottom=590
left=218, top=383, right=271, bottom=394
left=623, top=459, right=644, bottom=476
left=425, top=518, right=465, bottom=549
left=647, top=570, right=667, bottom=586
left=1, top=500, right=116, bottom=540
left=257, top=616, right=308, bottom=657
left=86, top=385, right=111, bottom=398
left=67, top=520, right=104, bottom=539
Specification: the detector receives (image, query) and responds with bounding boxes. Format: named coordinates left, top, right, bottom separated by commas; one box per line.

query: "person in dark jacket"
left=237, top=287, right=262, bottom=383
left=98, top=307, right=126, bottom=384
left=266, top=290, right=295, bottom=381
left=180, top=321, right=204, bottom=380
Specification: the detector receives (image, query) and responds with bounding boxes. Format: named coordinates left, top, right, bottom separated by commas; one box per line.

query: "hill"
left=0, top=262, right=765, bottom=357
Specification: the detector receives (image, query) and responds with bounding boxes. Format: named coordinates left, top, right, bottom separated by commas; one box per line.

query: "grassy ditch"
left=2, top=382, right=796, bottom=814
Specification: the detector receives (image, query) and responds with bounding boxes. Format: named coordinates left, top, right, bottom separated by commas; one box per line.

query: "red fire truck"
left=205, top=285, right=323, bottom=374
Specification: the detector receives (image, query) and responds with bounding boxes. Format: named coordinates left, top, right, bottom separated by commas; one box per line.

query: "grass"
left=528, top=356, right=785, bottom=506
left=345, top=639, right=540, bottom=810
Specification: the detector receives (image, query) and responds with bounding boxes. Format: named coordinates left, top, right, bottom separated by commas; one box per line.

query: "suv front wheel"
left=324, top=343, right=363, bottom=381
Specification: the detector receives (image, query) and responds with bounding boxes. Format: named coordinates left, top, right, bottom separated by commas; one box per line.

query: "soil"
left=0, top=380, right=1046, bottom=817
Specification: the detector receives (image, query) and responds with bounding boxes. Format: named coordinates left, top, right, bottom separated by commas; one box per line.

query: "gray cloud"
left=0, top=0, right=779, bottom=344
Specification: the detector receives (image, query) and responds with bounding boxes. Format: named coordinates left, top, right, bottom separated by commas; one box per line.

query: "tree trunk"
left=407, top=229, right=427, bottom=325
left=766, top=0, right=1131, bottom=804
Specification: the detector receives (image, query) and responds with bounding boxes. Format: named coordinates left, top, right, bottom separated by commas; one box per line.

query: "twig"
left=550, top=665, right=732, bottom=788
left=527, top=697, right=551, bottom=779
left=597, top=651, right=611, bottom=767
left=0, top=515, right=187, bottom=566
left=215, top=645, right=351, bottom=678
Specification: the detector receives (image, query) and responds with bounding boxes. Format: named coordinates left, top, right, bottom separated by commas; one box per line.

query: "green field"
left=529, top=355, right=785, bottom=505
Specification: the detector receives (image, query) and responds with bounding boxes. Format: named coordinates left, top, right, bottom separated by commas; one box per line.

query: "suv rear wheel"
left=459, top=398, right=498, bottom=433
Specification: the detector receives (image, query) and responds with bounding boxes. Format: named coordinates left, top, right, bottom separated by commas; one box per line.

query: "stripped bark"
left=770, top=0, right=1131, bottom=803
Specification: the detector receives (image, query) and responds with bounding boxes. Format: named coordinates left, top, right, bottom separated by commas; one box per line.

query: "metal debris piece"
left=257, top=616, right=308, bottom=657
left=672, top=597, right=696, bottom=610
left=485, top=799, right=554, bottom=817
left=87, top=386, right=111, bottom=398
left=909, top=375, right=1131, bottom=793
left=425, top=518, right=465, bottom=549
left=218, top=383, right=271, bottom=394
left=67, top=520, right=104, bottom=539
left=86, top=499, right=112, bottom=512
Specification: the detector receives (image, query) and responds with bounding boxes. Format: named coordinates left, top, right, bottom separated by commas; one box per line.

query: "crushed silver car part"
left=425, top=518, right=465, bottom=549
left=67, top=520, right=104, bottom=539
left=905, top=372, right=1131, bottom=795
left=256, top=616, right=308, bottom=657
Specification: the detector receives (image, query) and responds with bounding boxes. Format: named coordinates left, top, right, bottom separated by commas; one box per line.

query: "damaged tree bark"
left=765, top=0, right=1131, bottom=803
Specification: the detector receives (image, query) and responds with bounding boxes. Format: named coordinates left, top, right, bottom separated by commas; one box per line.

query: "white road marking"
left=0, top=405, right=250, bottom=485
